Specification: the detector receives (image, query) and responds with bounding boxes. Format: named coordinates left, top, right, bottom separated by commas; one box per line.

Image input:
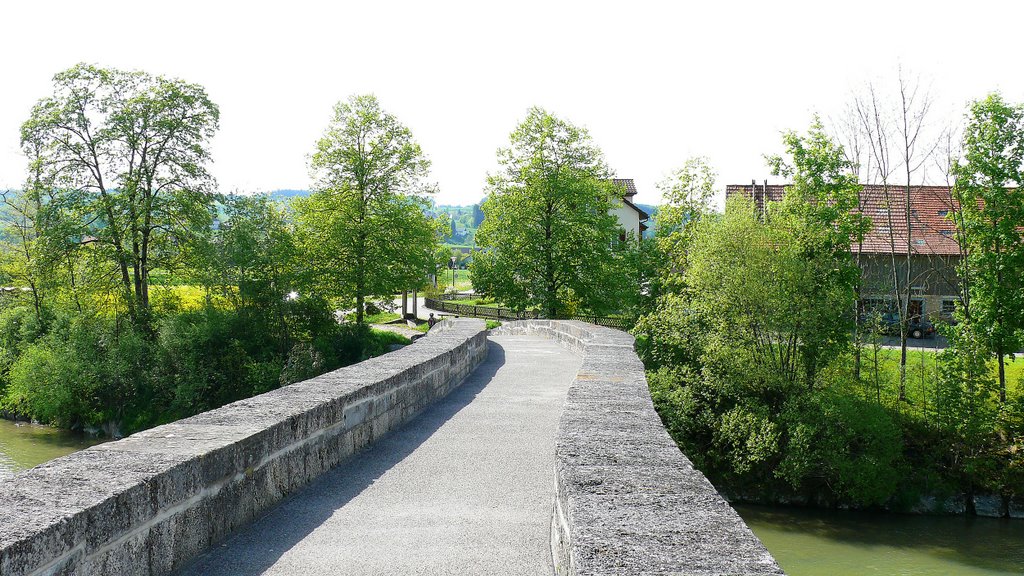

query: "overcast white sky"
left=2, top=0, right=1023, bottom=206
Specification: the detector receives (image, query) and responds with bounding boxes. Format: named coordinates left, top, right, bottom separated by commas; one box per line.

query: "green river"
left=2, top=424, right=1023, bottom=575
left=737, top=504, right=1024, bottom=575
left=0, top=419, right=106, bottom=478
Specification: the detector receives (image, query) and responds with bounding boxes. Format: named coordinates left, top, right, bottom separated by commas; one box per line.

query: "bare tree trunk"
left=895, top=70, right=935, bottom=403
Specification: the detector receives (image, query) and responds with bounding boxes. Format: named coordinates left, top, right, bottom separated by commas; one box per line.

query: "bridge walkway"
left=177, top=334, right=580, bottom=575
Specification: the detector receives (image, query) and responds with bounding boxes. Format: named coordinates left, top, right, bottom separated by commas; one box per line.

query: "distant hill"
left=434, top=204, right=484, bottom=246
left=636, top=203, right=659, bottom=239
left=636, top=203, right=658, bottom=216
left=257, top=192, right=662, bottom=240
left=265, top=189, right=311, bottom=202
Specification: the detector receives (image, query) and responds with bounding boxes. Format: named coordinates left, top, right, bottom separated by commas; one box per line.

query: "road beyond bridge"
left=178, top=334, right=579, bottom=575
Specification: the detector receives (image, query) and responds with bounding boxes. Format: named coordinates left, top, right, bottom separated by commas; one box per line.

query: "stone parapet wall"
left=494, top=320, right=784, bottom=576
left=0, top=318, right=487, bottom=576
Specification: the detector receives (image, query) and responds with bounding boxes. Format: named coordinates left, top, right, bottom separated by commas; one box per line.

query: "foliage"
left=297, top=94, right=441, bottom=323
left=20, top=64, right=220, bottom=328
left=777, top=390, right=903, bottom=506
left=953, top=93, right=1024, bottom=402
left=639, top=128, right=907, bottom=508
left=685, top=196, right=857, bottom=388
left=0, top=297, right=408, bottom=435
left=0, top=75, right=425, bottom=436
left=471, top=107, right=626, bottom=318
left=654, top=157, right=717, bottom=289
left=641, top=115, right=1024, bottom=512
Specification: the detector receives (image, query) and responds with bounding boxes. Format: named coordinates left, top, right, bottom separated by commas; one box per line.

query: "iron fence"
left=423, top=297, right=633, bottom=330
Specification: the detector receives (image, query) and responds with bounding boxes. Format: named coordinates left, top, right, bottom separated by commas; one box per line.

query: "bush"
left=778, top=391, right=904, bottom=507
left=1, top=297, right=406, bottom=437
left=647, top=351, right=905, bottom=508
left=0, top=303, right=46, bottom=396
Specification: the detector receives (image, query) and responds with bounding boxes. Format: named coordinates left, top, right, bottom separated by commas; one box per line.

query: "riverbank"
left=737, top=504, right=1024, bottom=576
left=0, top=418, right=107, bottom=476
left=725, top=490, right=1024, bottom=520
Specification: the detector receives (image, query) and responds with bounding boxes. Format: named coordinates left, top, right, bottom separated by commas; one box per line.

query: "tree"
left=842, top=72, right=937, bottom=401
left=655, top=157, right=716, bottom=291
left=953, top=93, right=1024, bottom=404
left=767, top=118, right=869, bottom=386
left=686, top=195, right=857, bottom=390
left=471, top=107, right=623, bottom=317
left=296, top=94, right=440, bottom=324
left=20, top=63, right=220, bottom=328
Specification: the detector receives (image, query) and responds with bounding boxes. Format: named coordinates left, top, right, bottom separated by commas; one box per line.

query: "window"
left=940, top=229, right=954, bottom=237
left=861, top=298, right=893, bottom=314
left=942, top=299, right=956, bottom=318
left=915, top=239, right=926, bottom=246
left=937, top=209, right=949, bottom=217
left=909, top=298, right=925, bottom=319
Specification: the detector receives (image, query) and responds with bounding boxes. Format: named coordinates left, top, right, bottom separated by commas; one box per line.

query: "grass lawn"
left=449, top=296, right=497, bottom=306
left=854, top=345, right=1022, bottom=404
left=369, top=328, right=411, bottom=346
left=439, top=269, right=473, bottom=292
left=360, top=311, right=402, bottom=324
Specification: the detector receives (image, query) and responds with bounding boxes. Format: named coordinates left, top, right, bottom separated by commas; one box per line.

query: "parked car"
left=861, top=312, right=936, bottom=339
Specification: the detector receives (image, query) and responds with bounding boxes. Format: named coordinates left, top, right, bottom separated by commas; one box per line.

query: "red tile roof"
left=726, top=183, right=962, bottom=256
left=610, top=178, right=648, bottom=221
left=612, top=178, right=638, bottom=198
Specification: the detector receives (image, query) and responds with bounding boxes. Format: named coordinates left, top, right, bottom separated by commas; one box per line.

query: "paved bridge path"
left=177, top=334, right=580, bottom=576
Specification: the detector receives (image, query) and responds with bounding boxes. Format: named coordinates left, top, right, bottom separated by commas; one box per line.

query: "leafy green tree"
left=471, top=107, right=623, bottom=317
left=685, top=196, right=856, bottom=389
left=935, top=321, right=1001, bottom=511
left=20, top=63, right=220, bottom=328
left=296, top=94, right=440, bottom=324
left=655, top=157, right=717, bottom=290
left=767, top=118, right=869, bottom=256
left=766, top=119, right=868, bottom=385
left=0, top=187, right=46, bottom=323
left=953, top=93, right=1024, bottom=403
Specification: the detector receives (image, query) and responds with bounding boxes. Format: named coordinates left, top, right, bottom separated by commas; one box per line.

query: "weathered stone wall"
left=0, top=318, right=487, bottom=576
left=494, top=320, right=784, bottom=576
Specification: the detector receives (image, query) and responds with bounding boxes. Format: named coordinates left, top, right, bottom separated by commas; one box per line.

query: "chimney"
left=763, top=180, right=769, bottom=216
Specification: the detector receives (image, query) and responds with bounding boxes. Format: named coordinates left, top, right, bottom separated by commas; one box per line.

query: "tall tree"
left=767, top=118, right=869, bottom=386
left=296, top=94, right=440, bottom=324
left=20, top=64, right=220, bottom=328
left=844, top=72, right=937, bottom=401
left=655, top=157, right=716, bottom=292
left=953, top=93, right=1024, bottom=403
left=471, top=107, right=622, bottom=317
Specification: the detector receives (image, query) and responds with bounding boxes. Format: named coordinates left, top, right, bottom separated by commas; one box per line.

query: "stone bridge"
left=0, top=319, right=782, bottom=575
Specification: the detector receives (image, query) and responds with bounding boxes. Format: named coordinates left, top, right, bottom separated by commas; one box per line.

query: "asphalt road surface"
left=177, top=334, right=580, bottom=576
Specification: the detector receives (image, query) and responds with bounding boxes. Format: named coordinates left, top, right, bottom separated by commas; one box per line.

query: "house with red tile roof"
left=727, top=182, right=963, bottom=323
left=610, top=178, right=649, bottom=242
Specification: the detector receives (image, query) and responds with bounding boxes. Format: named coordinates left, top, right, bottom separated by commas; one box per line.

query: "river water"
left=737, top=504, right=1024, bottom=575
left=0, top=419, right=106, bottom=479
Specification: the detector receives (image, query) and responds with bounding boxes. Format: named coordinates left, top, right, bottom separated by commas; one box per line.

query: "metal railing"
left=423, top=297, right=633, bottom=330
